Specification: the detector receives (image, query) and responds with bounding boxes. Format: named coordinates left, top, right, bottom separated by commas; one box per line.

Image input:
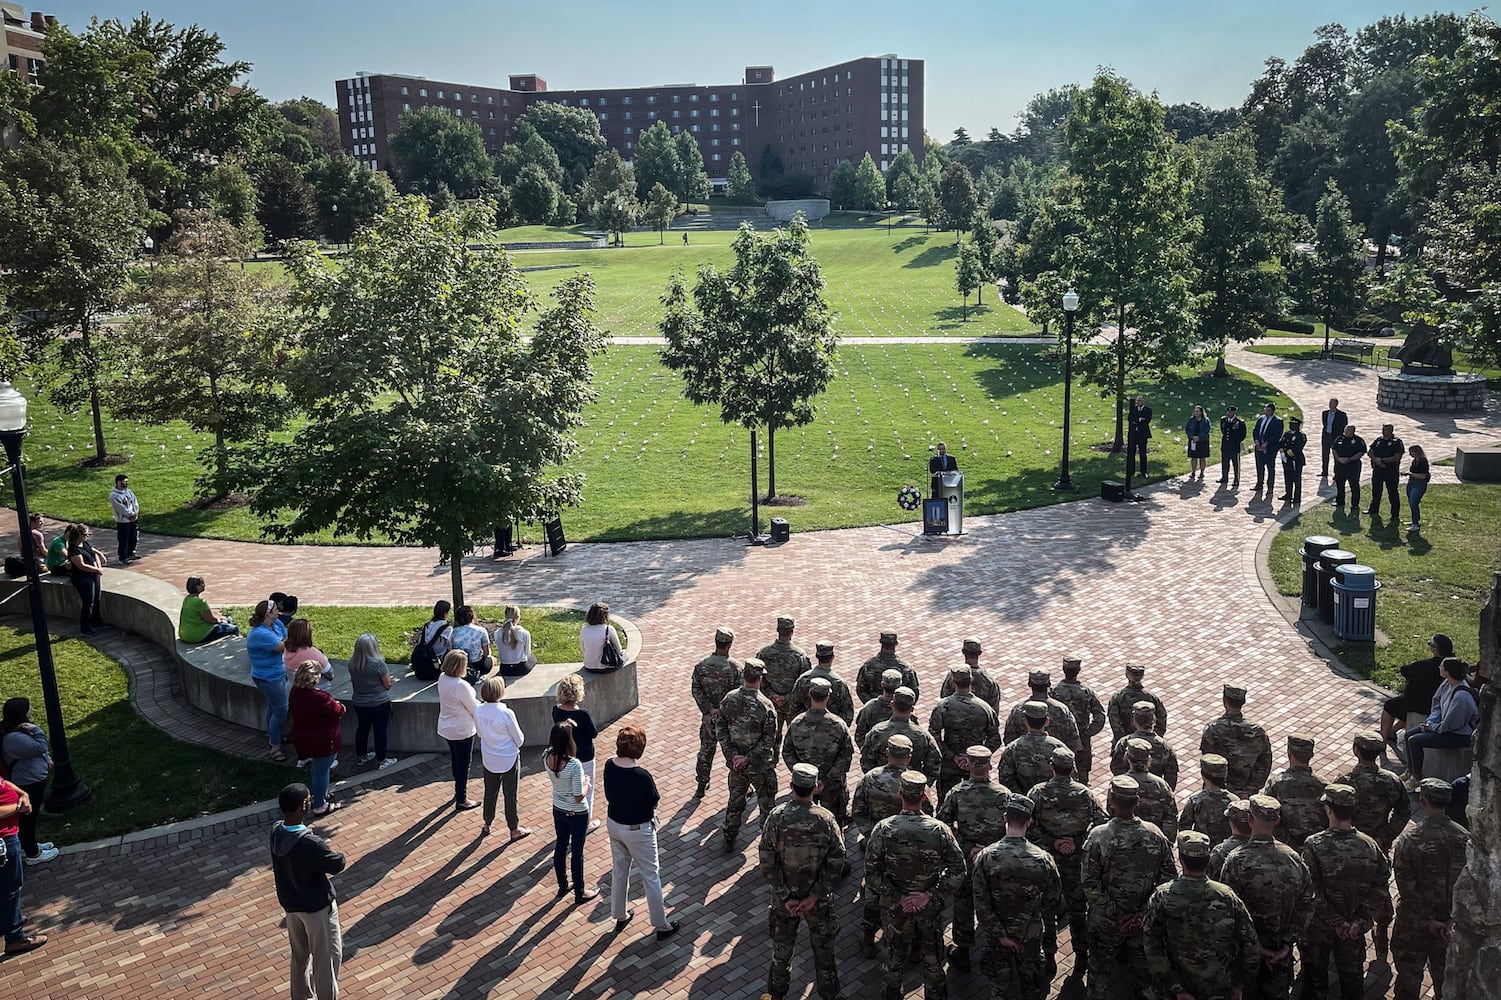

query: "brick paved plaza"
left=8, top=346, right=1499, bottom=999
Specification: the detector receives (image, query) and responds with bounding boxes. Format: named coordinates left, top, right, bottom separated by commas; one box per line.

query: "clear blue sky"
left=42, top=0, right=1467, bottom=138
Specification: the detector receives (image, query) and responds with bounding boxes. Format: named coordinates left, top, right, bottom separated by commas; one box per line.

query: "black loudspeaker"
left=769, top=517, right=790, bottom=543
left=1100, top=480, right=1125, bottom=502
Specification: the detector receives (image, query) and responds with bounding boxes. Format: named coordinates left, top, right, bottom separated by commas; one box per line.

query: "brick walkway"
left=10, top=346, right=1496, bottom=998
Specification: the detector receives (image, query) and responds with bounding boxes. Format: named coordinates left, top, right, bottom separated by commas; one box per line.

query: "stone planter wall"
left=1376, top=372, right=1488, bottom=413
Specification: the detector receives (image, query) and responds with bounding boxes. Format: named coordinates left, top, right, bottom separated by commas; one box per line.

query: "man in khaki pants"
left=270, top=783, right=345, bottom=1000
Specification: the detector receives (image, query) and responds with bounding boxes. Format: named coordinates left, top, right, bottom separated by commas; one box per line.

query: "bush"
left=759, top=174, right=817, bottom=200
left=1264, top=315, right=1316, bottom=335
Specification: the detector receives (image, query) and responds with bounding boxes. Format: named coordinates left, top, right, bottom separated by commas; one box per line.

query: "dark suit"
left=1319, top=408, right=1348, bottom=475
left=1252, top=412, right=1284, bottom=492
left=1126, top=403, right=1152, bottom=480
left=1219, top=416, right=1246, bottom=484
left=929, top=452, right=957, bottom=497
left=1278, top=429, right=1307, bottom=504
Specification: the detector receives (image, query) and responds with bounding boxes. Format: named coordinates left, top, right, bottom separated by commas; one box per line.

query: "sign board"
left=922, top=499, right=949, bottom=535
left=544, top=517, right=566, bottom=556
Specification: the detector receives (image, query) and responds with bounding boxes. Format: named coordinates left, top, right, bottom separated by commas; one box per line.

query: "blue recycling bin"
left=1316, top=549, right=1358, bottom=624
left=1301, top=535, right=1340, bottom=608
left=1332, top=564, right=1379, bottom=641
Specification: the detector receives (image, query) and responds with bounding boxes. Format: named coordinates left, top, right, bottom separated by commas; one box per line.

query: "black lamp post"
left=0, top=383, right=92, bottom=811
left=1054, top=287, right=1080, bottom=492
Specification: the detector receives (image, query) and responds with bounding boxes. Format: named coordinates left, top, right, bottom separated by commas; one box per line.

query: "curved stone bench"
left=0, top=570, right=639, bottom=754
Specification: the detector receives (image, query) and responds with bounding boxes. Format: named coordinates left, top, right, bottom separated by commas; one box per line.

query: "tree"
left=0, top=139, right=148, bottom=460
left=643, top=182, right=679, bottom=244
left=854, top=152, right=886, bottom=211
left=494, top=123, right=565, bottom=189
left=389, top=107, right=491, bottom=200
left=515, top=102, right=608, bottom=194
left=509, top=163, right=560, bottom=224
left=891, top=172, right=918, bottom=213
left=951, top=127, right=972, bottom=147
left=1305, top=181, right=1367, bottom=354
left=672, top=132, right=711, bottom=206
left=969, top=215, right=1000, bottom=305
left=256, top=155, right=318, bottom=242
left=758, top=144, right=785, bottom=186
left=1190, top=131, right=1287, bottom=375
left=728, top=150, right=755, bottom=202
left=308, top=153, right=395, bottom=244
left=201, top=157, right=259, bottom=231
left=939, top=162, right=978, bottom=240
left=955, top=240, right=981, bottom=321
left=249, top=197, right=606, bottom=608
left=828, top=161, right=859, bottom=209
left=915, top=176, right=940, bottom=233
left=114, top=210, right=288, bottom=497
left=581, top=150, right=640, bottom=245
left=633, top=121, right=680, bottom=200
left=276, top=98, right=342, bottom=158
left=1163, top=103, right=1241, bottom=142
left=885, top=148, right=920, bottom=203
left=659, top=217, right=837, bottom=501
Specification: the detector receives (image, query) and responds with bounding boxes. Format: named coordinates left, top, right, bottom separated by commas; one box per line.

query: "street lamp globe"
left=0, top=382, right=27, bottom=435
left=1062, top=287, right=1080, bottom=313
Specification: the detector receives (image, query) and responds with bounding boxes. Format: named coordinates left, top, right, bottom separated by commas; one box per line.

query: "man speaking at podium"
left=929, top=442, right=958, bottom=497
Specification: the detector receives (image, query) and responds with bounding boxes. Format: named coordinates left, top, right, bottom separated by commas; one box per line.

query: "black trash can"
left=1301, top=535, right=1340, bottom=608
left=1332, top=564, right=1379, bottom=641
left=1316, top=549, right=1358, bottom=624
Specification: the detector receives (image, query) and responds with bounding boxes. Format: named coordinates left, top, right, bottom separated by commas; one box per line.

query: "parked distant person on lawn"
left=580, top=602, right=624, bottom=673
left=0, top=775, right=47, bottom=954
left=554, top=673, right=600, bottom=831
left=284, top=619, right=333, bottom=691
left=64, top=523, right=107, bottom=637
left=248, top=598, right=291, bottom=762
left=437, top=650, right=481, bottom=811
left=1, top=698, right=57, bottom=865
left=290, top=660, right=345, bottom=816
left=546, top=723, right=597, bottom=904
left=270, top=782, right=344, bottom=1000
left=108, top=473, right=139, bottom=565
left=1184, top=404, right=1211, bottom=481
left=494, top=605, right=533, bottom=677
left=475, top=676, right=529, bottom=841
left=347, top=633, right=397, bottom=771
left=449, top=606, right=493, bottom=682
left=1405, top=444, right=1430, bottom=533
left=604, top=724, right=680, bottom=940
left=23, top=514, right=44, bottom=571
left=178, top=577, right=239, bottom=643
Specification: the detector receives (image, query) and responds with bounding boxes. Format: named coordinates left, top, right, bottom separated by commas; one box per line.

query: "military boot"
left=947, top=945, right=971, bottom=972
left=860, top=928, right=877, bottom=959
left=1069, top=918, right=1089, bottom=965
left=693, top=779, right=708, bottom=799
left=1374, top=924, right=1389, bottom=962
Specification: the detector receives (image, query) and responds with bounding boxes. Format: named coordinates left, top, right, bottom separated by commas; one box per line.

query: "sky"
left=39, top=0, right=1471, bottom=138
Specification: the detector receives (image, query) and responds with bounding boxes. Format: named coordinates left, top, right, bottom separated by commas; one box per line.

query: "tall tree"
left=969, top=215, right=1000, bottom=305
left=727, top=150, right=755, bottom=202
left=509, top=163, right=560, bottom=224
left=308, top=153, right=395, bottom=244
left=885, top=148, right=920, bottom=202
left=276, top=98, right=342, bottom=158
left=659, top=217, right=836, bottom=500
left=114, top=210, right=289, bottom=498
left=389, top=107, right=491, bottom=200
left=249, top=197, right=606, bottom=608
left=515, top=102, right=608, bottom=194
left=201, top=156, right=259, bottom=231
left=256, top=155, right=318, bottom=242
left=643, top=182, right=679, bottom=244
left=915, top=175, right=940, bottom=233
left=828, top=160, right=859, bottom=209
left=582, top=150, right=640, bottom=245
left=955, top=240, right=981, bottom=321
left=938, top=161, right=978, bottom=241
left=493, top=123, right=565, bottom=188
left=632, top=121, right=680, bottom=200
left=1305, top=181, right=1367, bottom=354
left=672, top=131, right=711, bottom=206
left=0, top=139, right=148, bottom=460
left=854, top=152, right=886, bottom=211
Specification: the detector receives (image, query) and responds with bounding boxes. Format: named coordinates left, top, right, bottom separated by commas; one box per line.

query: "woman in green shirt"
left=178, top=576, right=240, bottom=643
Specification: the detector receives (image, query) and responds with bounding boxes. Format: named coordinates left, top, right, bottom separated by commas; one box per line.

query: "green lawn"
left=1267, top=484, right=1501, bottom=690
left=0, top=624, right=290, bottom=845
left=491, top=224, right=599, bottom=244
left=220, top=605, right=585, bottom=663
left=1247, top=342, right=1501, bottom=382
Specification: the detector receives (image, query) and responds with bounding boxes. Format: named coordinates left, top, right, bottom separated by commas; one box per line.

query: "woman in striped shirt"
left=546, top=724, right=597, bottom=903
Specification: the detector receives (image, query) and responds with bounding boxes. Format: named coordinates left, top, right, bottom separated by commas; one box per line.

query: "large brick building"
left=336, top=54, right=922, bottom=193
left=3, top=2, right=48, bottom=85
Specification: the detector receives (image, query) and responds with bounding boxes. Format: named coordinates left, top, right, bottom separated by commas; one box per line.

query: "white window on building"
left=455, top=92, right=462, bottom=101
left=731, top=137, right=741, bottom=146
left=346, top=79, right=353, bottom=91
left=599, top=112, right=608, bottom=121
left=625, top=126, right=634, bottom=135
left=403, top=103, right=411, bottom=112
left=487, top=95, right=493, bottom=103
left=711, top=138, right=720, bottom=146
left=689, top=93, right=698, bottom=102
left=624, top=96, right=632, bottom=105
left=672, top=110, right=681, bottom=119
left=401, top=85, right=409, bottom=96
left=419, top=88, right=428, bottom=97
left=690, top=109, right=699, bottom=118
left=710, top=93, right=719, bottom=102
left=731, top=107, right=739, bottom=117
left=580, top=98, right=589, bottom=106
left=349, top=112, right=357, bottom=123
left=882, top=127, right=888, bottom=138
left=711, top=123, right=720, bottom=132
left=881, top=144, right=889, bottom=155
left=454, top=109, right=462, bottom=118
left=437, top=90, right=444, bottom=98
left=881, top=159, right=889, bottom=171
left=691, top=124, right=700, bottom=132
left=712, top=153, right=721, bottom=162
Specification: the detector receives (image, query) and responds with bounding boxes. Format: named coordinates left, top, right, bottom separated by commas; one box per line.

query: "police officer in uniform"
left=760, top=762, right=846, bottom=1000
left=1278, top=416, right=1308, bottom=505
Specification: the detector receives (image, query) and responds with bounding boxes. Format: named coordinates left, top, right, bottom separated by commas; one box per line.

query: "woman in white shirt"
left=436, top=650, right=481, bottom=810
left=546, top=723, right=597, bottom=903
left=494, top=605, right=533, bottom=677
left=579, top=601, right=624, bottom=673
left=475, top=676, right=530, bottom=841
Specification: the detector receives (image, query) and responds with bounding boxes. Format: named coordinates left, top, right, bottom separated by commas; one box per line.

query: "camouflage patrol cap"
left=1287, top=733, right=1315, bottom=754
left=1225, top=798, right=1251, bottom=822
left=1125, top=737, right=1152, bottom=761
left=1028, top=669, right=1051, bottom=687
left=880, top=668, right=903, bottom=690
left=1176, top=831, right=1212, bottom=859
left=714, top=627, right=735, bottom=644
left=886, top=734, right=914, bottom=755
left=815, top=640, right=835, bottom=658
left=1132, top=700, right=1156, bottom=718
left=1125, top=664, right=1146, bottom=677
left=1200, top=753, right=1228, bottom=779
left=879, top=629, right=898, bottom=644
left=892, top=686, right=916, bottom=709
left=808, top=677, right=832, bottom=698
left=742, top=657, right=766, bottom=679
left=1050, top=746, right=1076, bottom=769
left=1062, top=655, right=1082, bottom=675
left=1005, top=794, right=1035, bottom=817
left=1022, top=700, right=1050, bottom=720
left=899, top=770, right=928, bottom=797
left=1321, top=783, right=1357, bottom=808
left=1419, top=778, right=1453, bottom=805
left=966, top=745, right=993, bottom=768
left=1223, top=684, right=1247, bottom=703
left=1248, top=794, right=1282, bottom=822
left=1352, top=731, right=1385, bottom=755
left=1109, top=775, right=1141, bottom=801
left=776, top=615, right=796, bottom=631
left=790, top=762, right=820, bottom=789
left=949, top=665, right=973, bottom=684
left=962, top=638, right=982, bottom=655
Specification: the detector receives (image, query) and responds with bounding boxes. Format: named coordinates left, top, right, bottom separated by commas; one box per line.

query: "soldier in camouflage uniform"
left=1265, top=732, right=1328, bottom=850
left=1106, top=664, right=1168, bottom=745
left=855, top=668, right=903, bottom=748
left=788, top=640, right=855, bottom=724
left=1003, top=670, right=1082, bottom=753
left=856, top=629, right=919, bottom=704
left=691, top=627, right=744, bottom=799
left=1083, top=776, right=1177, bottom=1000
left=760, top=763, right=847, bottom=1000
left=865, top=770, right=968, bottom=1000
left=717, top=658, right=779, bottom=853
left=1178, top=753, right=1236, bottom=847
left=972, top=794, right=1063, bottom=1000
left=852, top=734, right=917, bottom=958
left=1391, top=778, right=1470, bottom=1000
left=1109, top=701, right=1180, bottom=788
left=930, top=667, right=1002, bottom=802
left=757, top=616, right=812, bottom=746
left=782, top=677, right=855, bottom=826
left=1049, top=656, right=1107, bottom=783
left=937, top=637, right=1002, bottom=713
left=1027, top=746, right=1107, bottom=969
left=1209, top=798, right=1252, bottom=880
left=996, top=701, right=1066, bottom=794
left=1199, top=683, right=1273, bottom=798
left=861, top=687, right=942, bottom=785
left=1220, top=795, right=1315, bottom=1000
left=1300, top=784, right=1391, bottom=1000
left=937, top=745, right=1010, bottom=972
left=1143, top=831, right=1260, bottom=1000
left=1122, top=737, right=1178, bottom=842
left=1335, top=730, right=1409, bottom=960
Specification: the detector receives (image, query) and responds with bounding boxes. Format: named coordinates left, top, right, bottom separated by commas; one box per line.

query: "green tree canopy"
left=854, top=152, right=886, bottom=211
left=632, top=121, right=680, bottom=200
left=389, top=106, right=492, bottom=200
left=643, top=182, right=679, bottom=244
left=955, top=240, right=982, bottom=321
left=1304, top=180, right=1367, bottom=353
left=828, top=160, right=858, bottom=210
left=672, top=131, right=711, bottom=205
left=308, top=154, right=395, bottom=244
left=727, top=150, right=756, bottom=202
left=255, top=154, right=318, bottom=242
left=510, top=163, right=560, bottom=225
left=939, top=161, right=978, bottom=239
left=515, top=101, right=607, bottom=194
left=581, top=150, right=639, bottom=244
left=494, top=122, right=565, bottom=189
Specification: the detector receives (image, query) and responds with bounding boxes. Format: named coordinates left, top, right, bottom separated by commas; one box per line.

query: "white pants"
left=607, top=818, right=668, bottom=929
left=286, top=901, right=341, bottom=1000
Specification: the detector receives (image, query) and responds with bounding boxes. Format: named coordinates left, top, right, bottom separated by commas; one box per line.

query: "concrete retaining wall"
left=1377, top=372, right=1488, bottom=413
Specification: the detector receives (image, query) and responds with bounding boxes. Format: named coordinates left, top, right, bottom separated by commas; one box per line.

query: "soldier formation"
left=690, top=621, right=1473, bottom=1000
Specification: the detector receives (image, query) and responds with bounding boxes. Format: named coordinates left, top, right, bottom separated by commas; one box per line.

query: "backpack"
left=411, top=621, right=449, bottom=681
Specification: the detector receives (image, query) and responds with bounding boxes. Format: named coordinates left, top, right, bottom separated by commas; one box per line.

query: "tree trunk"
left=659, top=228, right=664, bottom=245
left=766, top=425, right=776, bottom=500
left=977, top=281, right=984, bottom=306
left=1323, top=320, right=1332, bottom=356
left=1214, top=349, right=1229, bottom=378
left=82, top=315, right=107, bottom=460
left=1375, top=234, right=1388, bottom=275
left=962, top=296, right=967, bottom=321
left=1112, top=306, right=1126, bottom=453
left=449, top=553, right=465, bottom=611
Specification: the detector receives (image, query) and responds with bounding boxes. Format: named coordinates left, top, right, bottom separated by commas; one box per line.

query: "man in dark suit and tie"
left=1252, top=402, right=1284, bottom=494
left=1126, top=395, right=1152, bottom=481
left=929, top=441, right=958, bottom=497
left=1319, top=398, right=1348, bottom=477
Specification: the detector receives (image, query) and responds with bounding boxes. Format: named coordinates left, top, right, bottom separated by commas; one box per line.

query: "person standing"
left=1390, top=778, right=1470, bottom=1000
left=1120, top=738, right=1178, bottom=842
left=972, top=794, right=1063, bottom=1000
left=108, top=473, right=140, bottom=565
left=759, top=762, right=845, bottom=1000
left=1319, top=398, right=1348, bottom=477
left=1218, top=405, right=1247, bottom=486
left=1251, top=402, right=1284, bottom=495
left=936, top=745, right=1010, bottom=973
left=1219, top=795, right=1315, bottom=1000
left=928, top=441, right=958, bottom=496
left=1209, top=800, right=1253, bottom=881
left=270, top=782, right=345, bottom=1000
left=854, top=668, right=903, bottom=749
left=757, top=615, right=811, bottom=745
left=1278, top=416, right=1308, bottom=504
left=553, top=674, right=600, bottom=831
left=1404, top=444, right=1430, bottom=533
left=861, top=687, right=942, bottom=785
left=1106, top=664, right=1167, bottom=745
left=64, top=523, right=107, bottom=637
left=690, top=628, right=742, bottom=799
left=716, top=658, right=778, bottom=853
left=855, top=630, right=919, bottom=704
left=475, top=677, right=529, bottom=842
left=1330, top=424, right=1368, bottom=510
left=436, top=650, right=481, bottom=811
left=1176, top=754, right=1235, bottom=848
left=288, top=661, right=344, bottom=817
left=788, top=640, right=854, bottom=724
left=1049, top=656, right=1107, bottom=783
left=781, top=678, right=854, bottom=826
left=0, top=699, right=57, bottom=865
left=1264, top=733, right=1328, bottom=850
left=1199, top=683, right=1272, bottom=799
left=1300, top=784, right=1390, bottom=1000
left=1367, top=424, right=1406, bottom=519
left=938, top=637, right=1002, bottom=713
left=1108, top=701, right=1179, bottom=788
left=928, top=667, right=1001, bottom=803
left=247, top=599, right=289, bottom=761
left=1184, top=404, right=1211, bottom=481
left=851, top=735, right=918, bottom=959
left=996, top=702, right=1066, bottom=795
left=1126, top=395, right=1153, bottom=482
left=1142, top=831, right=1260, bottom=1000
left=1002, top=669, right=1082, bottom=755
left=346, top=634, right=396, bottom=770
left=604, top=725, right=679, bottom=941
left=1401, top=657, right=1479, bottom=787
left=0, top=776, right=46, bottom=954
left=545, top=724, right=597, bottom=903
left=1027, top=746, right=1107, bottom=970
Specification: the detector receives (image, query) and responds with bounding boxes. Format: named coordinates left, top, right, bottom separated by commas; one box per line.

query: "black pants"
left=1126, top=435, right=1148, bottom=480
left=17, top=779, right=46, bottom=856
left=553, top=807, right=589, bottom=896
left=1281, top=459, right=1303, bottom=503
left=1333, top=465, right=1360, bottom=508
left=1321, top=433, right=1336, bottom=475
left=115, top=521, right=138, bottom=562
left=354, top=701, right=391, bottom=760
left=1254, top=448, right=1276, bottom=491
left=493, top=522, right=513, bottom=556
left=1220, top=448, right=1240, bottom=483
left=446, top=736, right=473, bottom=803
left=1369, top=470, right=1400, bottom=517
left=70, top=572, right=103, bottom=633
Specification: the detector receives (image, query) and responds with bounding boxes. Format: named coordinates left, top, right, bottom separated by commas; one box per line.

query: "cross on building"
left=751, top=100, right=762, bottom=126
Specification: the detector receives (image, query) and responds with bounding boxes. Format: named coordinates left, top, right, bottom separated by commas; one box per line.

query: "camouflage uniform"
left=1049, top=671, right=1108, bottom=782
left=782, top=701, right=855, bottom=825
left=852, top=746, right=913, bottom=953
left=1300, top=785, right=1392, bottom=1000
left=936, top=747, right=1010, bottom=957
left=865, top=776, right=968, bottom=1000
left=1128, top=769, right=1178, bottom=843
left=1109, top=726, right=1180, bottom=788
left=861, top=696, right=942, bottom=784
left=929, top=675, right=1002, bottom=802
left=760, top=767, right=847, bottom=1000
left=855, top=634, right=919, bottom=704
left=1106, top=672, right=1168, bottom=744
left=938, top=639, right=1002, bottom=712
left=1003, top=673, right=1083, bottom=752
left=1265, top=766, right=1329, bottom=850
left=758, top=632, right=811, bottom=741
left=1027, top=748, right=1107, bottom=963
left=789, top=664, right=855, bottom=725
left=1335, top=757, right=1411, bottom=853
left=996, top=725, right=1066, bottom=795
left=716, top=673, right=779, bottom=848
left=1082, top=779, right=1177, bottom=1000
left=690, top=639, right=743, bottom=791
left=1210, top=831, right=1250, bottom=881
left=1143, top=838, right=1260, bottom=1000
left=854, top=691, right=897, bottom=748
left=1391, top=782, right=1470, bottom=1000
left=973, top=820, right=1063, bottom=1000
left=1178, top=754, right=1235, bottom=848
left=1221, top=825, right=1315, bottom=1000
left=1199, top=687, right=1273, bottom=798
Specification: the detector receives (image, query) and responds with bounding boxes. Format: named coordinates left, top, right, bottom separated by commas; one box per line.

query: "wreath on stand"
left=896, top=484, right=923, bottom=511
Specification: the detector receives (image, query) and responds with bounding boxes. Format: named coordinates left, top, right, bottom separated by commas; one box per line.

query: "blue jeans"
left=1405, top=726, right=1471, bottom=778
left=553, top=808, right=589, bottom=896
left=308, top=754, right=336, bottom=809
left=0, top=833, right=23, bottom=943
left=194, top=621, right=240, bottom=643
left=253, top=675, right=289, bottom=747
left=1407, top=480, right=1427, bottom=525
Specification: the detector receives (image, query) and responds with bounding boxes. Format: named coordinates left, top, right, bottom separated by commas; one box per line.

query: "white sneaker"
left=37, top=842, right=52, bottom=851
left=378, top=757, right=398, bottom=770
left=24, top=847, right=58, bottom=865
left=359, top=752, right=377, bottom=764
left=295, top=759, right=309, bottom=769
left=328, top=758, right=339, bottom=773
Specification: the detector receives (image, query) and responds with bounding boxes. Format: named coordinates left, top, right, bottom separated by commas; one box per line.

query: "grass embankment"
left=1247, top=343, right=1501, bottom=383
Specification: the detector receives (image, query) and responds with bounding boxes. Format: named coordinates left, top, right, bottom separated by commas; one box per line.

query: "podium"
left=927, top=471, right=964, bottom=535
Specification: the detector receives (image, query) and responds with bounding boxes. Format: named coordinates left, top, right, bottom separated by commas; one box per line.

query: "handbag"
left=599, top=629, right=624, bottom=669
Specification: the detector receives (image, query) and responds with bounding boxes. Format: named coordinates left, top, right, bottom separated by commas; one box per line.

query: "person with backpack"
left=1, top=699, right=56, bottom=865
left=412, top=601, right=453, bottom=682
left=1402, top=658, right=1480, bottom=788
left=269, top=783, right=345, bottom=1000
